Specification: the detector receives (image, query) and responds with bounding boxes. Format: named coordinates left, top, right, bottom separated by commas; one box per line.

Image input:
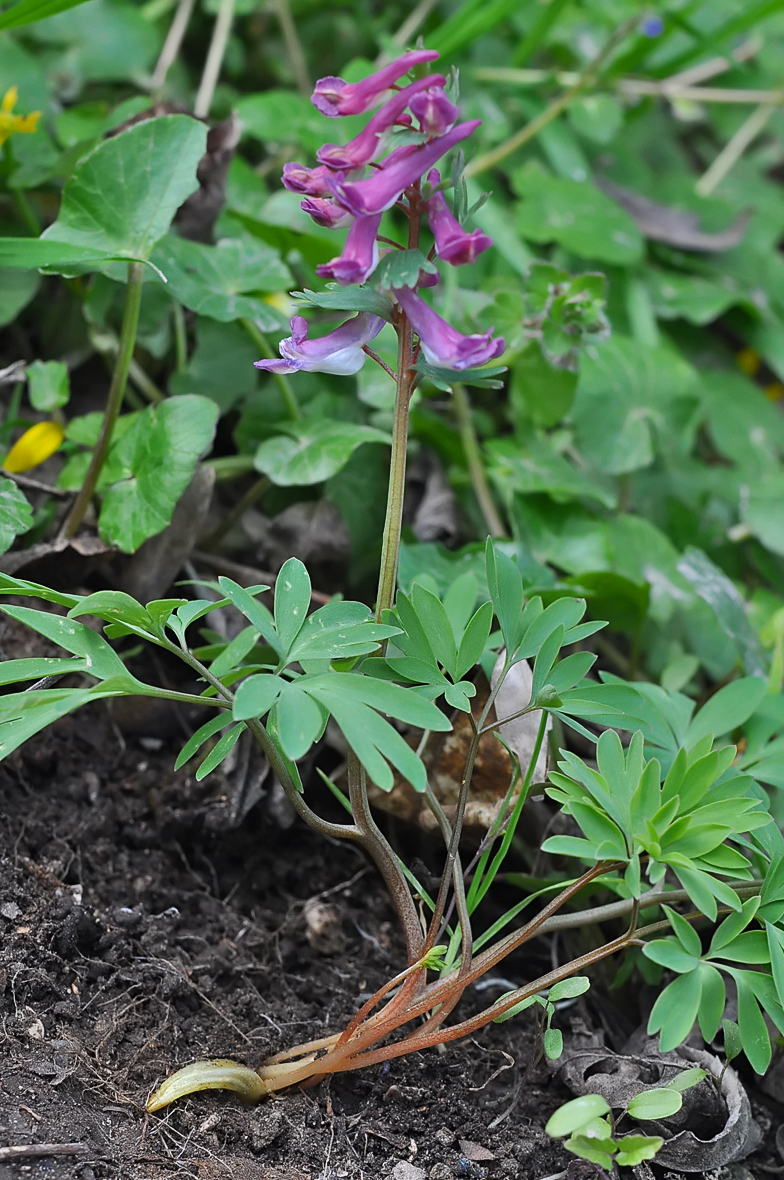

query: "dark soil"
left=0, top=611, right=570, bottom=1180
left=0, top=617, right=782, bottom=1180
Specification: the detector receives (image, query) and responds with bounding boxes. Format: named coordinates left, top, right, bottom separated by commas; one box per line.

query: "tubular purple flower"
left=299, top=197, right=353, bottom=229
left=254, top=314, right=384, bottom=376
left=311, top=50, right=440, bottom=117
left=316, top=213, right=382, bottom=285
left=394, top=286, right=504, bottom=370
left=326, top=120, right=482, bottom=217
left=317, top=75, right=446, bottom=171
left=409, top=87, right=459, bottom=136
left=425, top=169, right=492, bottom=265
left=282, top=162, right=335, bottom=196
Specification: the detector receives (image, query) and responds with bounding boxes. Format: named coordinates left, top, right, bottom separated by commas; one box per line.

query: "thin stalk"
left=695, top=100, right=778, bottom=197
left=363, top=346, right=396, bottom=381
left=60, top=262, right=144, bottom=540
left=240, top=317, right=300, bottom=420
left=469, top=710, right=548, bottom=911
left=12, top=187, right=40, bottom=237
left=375, top=185, right=423, bottom=620
left=465, top=16, right=638, bottom=177
left=173, top=301, right=188, bottom=371
left=194, top=0, right=236, bottom=119
left=347, top=753, right=424, bottom=966
left=274, top=0, right=310, bottom=97
left=150, top=0, right=196, bottom=92
left=452, top=383, right=506, bottom=537
left=3, top=144, right=40, bottom=235
left=170, top=640, right=360, bottom=842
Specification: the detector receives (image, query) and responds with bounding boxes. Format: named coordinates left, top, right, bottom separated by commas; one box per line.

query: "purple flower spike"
left=317, top=75, right=446, bottom=171
left=254, top=314, right=384, bottom=376
left=327, top=120, right=481, bottom=216
left=316, top=213, right=383, bottom=285
left=282, top=162, right=335, bottom=196
left=311, top=50, right=440, bottom=117
left=300, top=197, right=353, bottom=229
left=409, top=87, right=459, bottom=136
left=394, top=286, right=504, bottom=370
left=425, top=169, right=492, bottom=265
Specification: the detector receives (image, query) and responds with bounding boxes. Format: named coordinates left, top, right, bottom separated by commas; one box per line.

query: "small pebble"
left=392, top=1163, right=426, bottom=1180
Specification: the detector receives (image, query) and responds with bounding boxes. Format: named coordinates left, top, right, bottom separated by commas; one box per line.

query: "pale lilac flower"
left=409, top=87, right=459, bottom=136
left=425, top=169, right=492, bottom=265
left=282, top=162, right=335, bottom=196
left=317, top=75, right=445, bottom=171
left=311, top=49, right=439, bottom=117
left=326, top=121, right=481, bottom=216
left=254, top=313, right=384, bottom=376
left=300, top=197, right=353, bottom=228
left=316, top=213, right=382, bottom=285
left=394, top=286, right=504, bottom=370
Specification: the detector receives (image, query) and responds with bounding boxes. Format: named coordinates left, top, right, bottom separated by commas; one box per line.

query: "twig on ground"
left=0, top=1145, right=90, bottom=1160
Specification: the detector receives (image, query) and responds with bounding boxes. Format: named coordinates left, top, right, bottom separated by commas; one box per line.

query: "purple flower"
left=394, top=286, right=504, bottom=370
left=316, top=213, right=382, bottom=284
left=282, top=162, right=335, bottom=196
left=425, top=170, right=492, bottom=265
left=254, top=314, right=384, bottom=376
left=326, top=121, right=481, bottom=216
left=642, top=15, right=663, bottom=36
left=409, top=87, right=459, bottom=136
left=317, top=75, right=445, bottom=171
left=311, top=50, right=440, bottom=117
left=299, top=197, right=353, bottom=228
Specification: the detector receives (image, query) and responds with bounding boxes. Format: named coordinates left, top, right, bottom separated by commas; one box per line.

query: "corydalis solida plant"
left=137, top=50, right=783, bottom=1109
left=31, top=52, right=768, bottom=1110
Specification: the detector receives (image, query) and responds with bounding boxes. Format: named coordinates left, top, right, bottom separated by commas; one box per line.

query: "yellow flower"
left=0, top=86, right=41, bottom=149
left=4, top=421, right=65, bottom=473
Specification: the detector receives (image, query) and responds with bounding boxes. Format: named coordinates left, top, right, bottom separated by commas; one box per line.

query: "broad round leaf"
left=41, top=116, right=206, bottom=261
left=627, top=1088, right=682, bottom=1120
left=545, top=1094, right=610, bottom=1138
left=98, top=396, right=218, bottom=553
left=254, top=419, right=391, bottom=487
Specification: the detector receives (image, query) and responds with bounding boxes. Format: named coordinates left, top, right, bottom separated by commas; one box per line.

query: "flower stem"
left=240, top=317, right=301, bottom=420
left=375, top=317, right=414, bottom=620
left=60, top=262, right=144, bottom=540
left=375, top=185, right=423, bottom=620
left=452, top=383, right=506, bottom=537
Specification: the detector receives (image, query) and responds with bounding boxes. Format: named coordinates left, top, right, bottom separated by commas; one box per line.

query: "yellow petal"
left=263, top=291, right=296, bottom=318
left=1, top=86, right=18, bottom=114
left=4, top=421, right=65, bottom=473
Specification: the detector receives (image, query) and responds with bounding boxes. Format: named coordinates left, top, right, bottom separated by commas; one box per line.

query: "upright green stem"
left=452, top=383, right=506, bottom=537
left=375, top=185, right=422, bottom=620
left=376, top=320, right=415, bottom=620
left=173, top=301, right=188, bottom=371
left=240, top=317, right=301, bottom=420
left=60, top=262, right=144, bottom=540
